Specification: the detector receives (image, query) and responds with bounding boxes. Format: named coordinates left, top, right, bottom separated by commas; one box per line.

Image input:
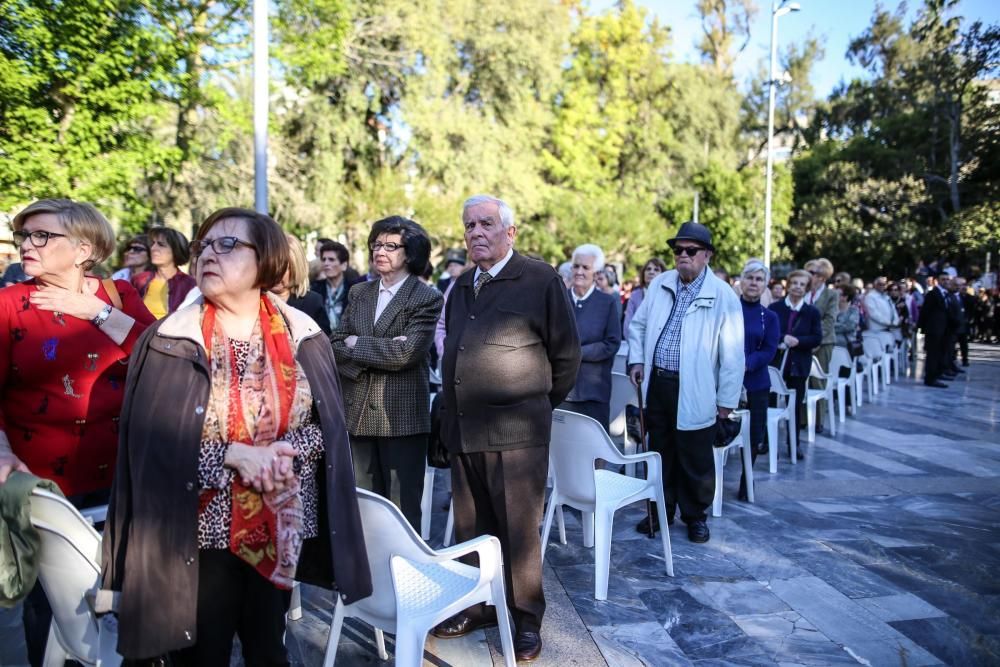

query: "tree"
left=0, top=0, right=171, bottom=229
left=696, top=0, right=758, bottom=76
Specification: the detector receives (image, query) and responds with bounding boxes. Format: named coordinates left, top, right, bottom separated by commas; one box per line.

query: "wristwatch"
left=92, top=303, right=113, bottom=327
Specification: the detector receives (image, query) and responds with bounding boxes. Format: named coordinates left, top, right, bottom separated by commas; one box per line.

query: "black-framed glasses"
left=125, top=245, right=148, bottom=253
left=370, top=241, right=405, bottom=252
left=190, top=236, right=257, bottom=256
left=13, top=230, right=69, bottom=248
left=673, top=246, right=704, bottom=257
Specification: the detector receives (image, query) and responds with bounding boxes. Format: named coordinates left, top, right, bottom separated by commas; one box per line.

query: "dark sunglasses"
left=125, top=245, right=148, bottom=253
left=673, top=246, right=704, bottom=257
left=13, top=230, right=69, bottom=248
left=190, top=236, right=257, bottom=256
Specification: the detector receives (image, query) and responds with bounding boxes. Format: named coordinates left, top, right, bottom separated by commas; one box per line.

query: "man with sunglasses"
left=627, top=221, right=744, bottom=543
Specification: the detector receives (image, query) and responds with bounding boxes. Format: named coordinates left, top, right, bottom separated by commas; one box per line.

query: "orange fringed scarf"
left=200, top=295, right=304, bottom=589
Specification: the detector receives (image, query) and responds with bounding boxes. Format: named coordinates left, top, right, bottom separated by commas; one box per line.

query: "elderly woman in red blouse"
left=0, top=198, right=154, bottom=665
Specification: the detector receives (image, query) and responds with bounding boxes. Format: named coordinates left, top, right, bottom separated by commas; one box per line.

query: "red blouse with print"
left=0, top=279, right=156, bottom=496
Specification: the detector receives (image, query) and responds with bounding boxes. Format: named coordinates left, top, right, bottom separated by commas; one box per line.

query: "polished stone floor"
left=3, top=344, right=998, bottom=666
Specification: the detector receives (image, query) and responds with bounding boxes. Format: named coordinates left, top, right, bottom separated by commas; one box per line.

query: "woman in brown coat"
left=99, top=208, right=371, bottom=663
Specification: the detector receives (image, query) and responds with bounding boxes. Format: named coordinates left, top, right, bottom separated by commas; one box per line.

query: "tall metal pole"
left=253, top=0, right=269, bottom=214
left=763, top=1, right=780, bottom=267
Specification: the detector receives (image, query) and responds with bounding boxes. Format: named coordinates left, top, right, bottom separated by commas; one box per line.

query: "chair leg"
left=624, top=435, right=636, bottom=478
left=712, top=448, right=725, bottom=517
left=389, top=626, right=422, bottom=667
left=806, top=401, right=816, bottom=443
left=287, top=581, right=303, bottom=621
left=768, top=419, right=778, bottom=473
left=420, top=465, right=435, bottom=540
left=374, top=628, right=388, bottom=661
left=594, top=508, right=614, bottom=600
left=323, top=598, right=346, bottom=667
left=789, top=413, right=798, bottom=464
left=582, top=511, right=595, bottom=549
left=557, top=505, right=567, bottom=545
left=826, top=393, right=837, bottom=436
left=42, top=623, right=68, bottom=667
left=540, top=495, right=558, bottom=563
left=443, top=499, right=454, bottom=547
left=838, top=387, right=846, bottom=423
left=492, top=579, right=517, bottom=667
left=654, top=488, right=674, bottom=577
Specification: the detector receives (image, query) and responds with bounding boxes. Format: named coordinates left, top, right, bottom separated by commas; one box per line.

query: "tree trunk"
left=947, top=97, right=961, bottom=214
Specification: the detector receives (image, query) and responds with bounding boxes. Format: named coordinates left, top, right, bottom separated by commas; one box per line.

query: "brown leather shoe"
left=514, top=631, right=542, bottom=662
left=431, top=612, right=497, bottom=639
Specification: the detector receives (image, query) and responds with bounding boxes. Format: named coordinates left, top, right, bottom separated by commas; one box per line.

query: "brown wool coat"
left=440, top=252, right=581, bottom=454
left=99, top=296, right=372, bottom=659
left=330, top=274, right=443, bottom=437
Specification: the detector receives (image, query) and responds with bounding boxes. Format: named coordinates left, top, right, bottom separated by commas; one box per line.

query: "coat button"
left=469, top=314, right=476, bottom=320
left=185, top=556, right=195, bottom=565
left=186, top=482, right=195, bottom=491
left=455, top=378, right=461, bottom=385
left=459, top=345, right=465, bottom=351
left=184, top=630, right=192, bottom=641
left=194, top=406, right=204, bottom=415
left=369, top=402, right=378, bottom=409
left=165, top=343, right=172, bottom=350
left=459, top=412, right=464, bottom=417
left=316, top=399, right=322, bottom=405
left=346, top=398, right=353, bottom=405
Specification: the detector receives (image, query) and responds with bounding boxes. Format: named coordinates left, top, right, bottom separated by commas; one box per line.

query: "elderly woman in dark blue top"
left=560, top=244, right=622, bottom=432
left=738, top=259, right=780, bottom=500
left=768, top=268, right=823, bottom=459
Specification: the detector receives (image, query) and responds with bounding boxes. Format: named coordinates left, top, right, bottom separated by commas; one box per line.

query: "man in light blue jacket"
left=627, top=222, right=744, bottom=543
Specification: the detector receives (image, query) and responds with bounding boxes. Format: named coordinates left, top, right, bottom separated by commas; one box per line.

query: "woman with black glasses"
left=111, top=234, right=153, bottom=281
left=330, top=216, right=443, bottom=529
left=0, top=198, right=155, bottom=665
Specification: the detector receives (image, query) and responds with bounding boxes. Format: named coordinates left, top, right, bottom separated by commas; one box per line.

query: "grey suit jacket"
left=331, top=274, right=443, bottom=437
left=812, top=287, right=839, bottom=346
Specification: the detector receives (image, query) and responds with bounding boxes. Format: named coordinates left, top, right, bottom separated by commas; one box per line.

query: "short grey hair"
left=462, top=194, right=515, bottom=228
left=557, top=261, right=572, bottom=281
left=572, top=244, right=605, bottom=271
left=741, top=258, right=770, bottom=282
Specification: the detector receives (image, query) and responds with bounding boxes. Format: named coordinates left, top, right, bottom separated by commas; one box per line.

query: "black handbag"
left=714, top=413, right=742, bottom=448
left=427, top=392, right=450, bottom=469
left=847, top=336, right=864, bottom=359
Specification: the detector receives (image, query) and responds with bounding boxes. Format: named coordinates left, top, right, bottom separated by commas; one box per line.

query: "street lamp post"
left=763, top=0, right=800, bottom=267
left=253, top=0, right=269, bottom=214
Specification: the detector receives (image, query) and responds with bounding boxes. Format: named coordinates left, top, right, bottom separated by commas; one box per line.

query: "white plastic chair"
left=612, top=341, right=628, bottom=374
left=711, top=409, right=753, bottom=517
left=830, top=347, right=859, bottom=422
left=27, top=489, right=122, bottom=667
left=419, top=459, right=436, bottom=541
left=323, top=489, right=515, bottom=667
left=855, top=353, right=877, bottom=401
left=608, top=371, right=639, bottom=478
left=862, top=334, right=891, bottom=388
left=767, top=367, right=797, bottom=473
left=541, top=410, right=673, bottom=601
left=805, top=356, right=837, bottom=442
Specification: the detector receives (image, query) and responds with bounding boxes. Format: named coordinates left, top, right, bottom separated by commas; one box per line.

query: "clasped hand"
left=29, top=279, right=106, bottom=321
left=225, top=441, right=296, bottom=493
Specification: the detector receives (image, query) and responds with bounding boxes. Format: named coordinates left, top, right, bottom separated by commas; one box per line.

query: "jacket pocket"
left=486, top=397, right=547, bottom=446
left=483, top=309, right=541, bottom=348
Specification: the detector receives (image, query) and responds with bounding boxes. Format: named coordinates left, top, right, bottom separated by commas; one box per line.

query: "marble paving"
left=2, top=343, right=998, bottom=666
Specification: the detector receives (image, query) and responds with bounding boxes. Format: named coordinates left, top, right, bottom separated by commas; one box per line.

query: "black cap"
left=667, top=221, right=715, bottom=252
left=442, top=248, right=467, bottom=268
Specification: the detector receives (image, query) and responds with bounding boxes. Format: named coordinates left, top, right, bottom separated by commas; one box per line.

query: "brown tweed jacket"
left=331, top=274, right=443, bottom=437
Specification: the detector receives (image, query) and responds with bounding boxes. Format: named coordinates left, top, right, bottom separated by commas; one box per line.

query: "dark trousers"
left=958, top=333, right=969, bottom=365
left=169, top=550, right=292, bottom=667
left=739, top=389, right=768, bottom=497
left=451, top=446, right=548, bottom=634
left=645, top=372, right=717, bottom=522
left=24, top=489, right=109, bottom=667
left=785, top=375, right=807, bottom=439
left=351, top=434, right=427, bottom=531
left=560, top=400, right=610, bottom=433
left=924, top=332, right=946, bottom=383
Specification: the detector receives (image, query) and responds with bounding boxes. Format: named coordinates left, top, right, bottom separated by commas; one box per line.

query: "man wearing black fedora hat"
left=626, top=221, right=744, bottom=543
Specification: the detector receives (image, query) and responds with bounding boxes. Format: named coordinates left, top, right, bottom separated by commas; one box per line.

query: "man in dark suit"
left=330, top=217, right=443, bottom=529
left=433, top=194, right=580, bottom=662
left=953, top=277, right=973, bottom=368
left=918, top=276, right=950, bottom=387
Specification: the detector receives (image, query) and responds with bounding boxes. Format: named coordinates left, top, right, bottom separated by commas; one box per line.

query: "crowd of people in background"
left=1, top=196, right=998, bottom=665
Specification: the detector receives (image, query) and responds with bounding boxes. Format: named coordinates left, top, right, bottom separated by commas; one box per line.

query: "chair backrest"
left=862, top=334, right=883, bottom=360
left=608, top=372, right=638, bottom=438
left=768, top=366, right=790, bottom=395
left=830, top=346, right=853, bottom=377
left=28, top=490, right=103, bottom=662
left=612, top=351, right=627, bottom=375
left=352, top=489, right=437, bottom=626
left=550, top=410, right=618, bottom=505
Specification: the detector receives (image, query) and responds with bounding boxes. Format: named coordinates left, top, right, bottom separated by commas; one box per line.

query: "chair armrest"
left=396, top=535, right=504, bottom=590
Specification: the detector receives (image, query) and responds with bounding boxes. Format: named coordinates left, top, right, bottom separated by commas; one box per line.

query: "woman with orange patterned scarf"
left=99, top=208, right=371, bottom=663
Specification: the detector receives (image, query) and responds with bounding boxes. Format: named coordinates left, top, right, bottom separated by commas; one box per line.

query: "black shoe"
left=757, top=442, right=769, bottom=455
left=796, top=445, right=805, bottom=460
left=432, top=612, right=497, bottom=639
left=514, top=631, right=542, bottom=662
left=687, top=520, right=710, bottom=543
left=950, top=366, right=965, bottom=374
left=924, top=380, right=949, bottom=388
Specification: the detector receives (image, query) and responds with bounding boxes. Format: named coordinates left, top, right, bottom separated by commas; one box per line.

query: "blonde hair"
left=13, top=198, right=116, bottom=270
left=805, top=257, right=834, bottom=279
left=284, top=234, right=310, bottom=298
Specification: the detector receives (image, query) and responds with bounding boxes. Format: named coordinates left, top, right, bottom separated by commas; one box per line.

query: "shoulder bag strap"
left=102, top=278, right=123, bottom=310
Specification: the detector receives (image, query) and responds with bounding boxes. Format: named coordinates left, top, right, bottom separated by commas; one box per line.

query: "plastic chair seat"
left=594, top=469, right=648, bottom=505
left=392, top=558, right=479, bottom=616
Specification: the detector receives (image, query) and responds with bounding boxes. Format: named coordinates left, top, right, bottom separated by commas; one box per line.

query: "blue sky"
left=591, top=0, right=1000, bottom=97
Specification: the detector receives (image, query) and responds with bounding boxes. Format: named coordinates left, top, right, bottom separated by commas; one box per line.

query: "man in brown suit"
left=805, top=258, right=838, bottom=433
left=432, top=194, right=581, bottom=662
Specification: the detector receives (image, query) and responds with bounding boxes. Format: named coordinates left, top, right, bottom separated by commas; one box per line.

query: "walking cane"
left=634, top=376, right=655, bottom=539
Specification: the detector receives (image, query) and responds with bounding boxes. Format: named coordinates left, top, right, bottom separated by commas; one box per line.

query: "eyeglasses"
left=808, top=270, right=822, bottom=276
left=13, top=230, right=69, bottom=248
left=125, top=245, right=148, bottom=253
left=673, top=246, right=704, bottom=257
left=190, top=236, right=257, bottom=256
left=370, top=241, right=405, bottom=253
